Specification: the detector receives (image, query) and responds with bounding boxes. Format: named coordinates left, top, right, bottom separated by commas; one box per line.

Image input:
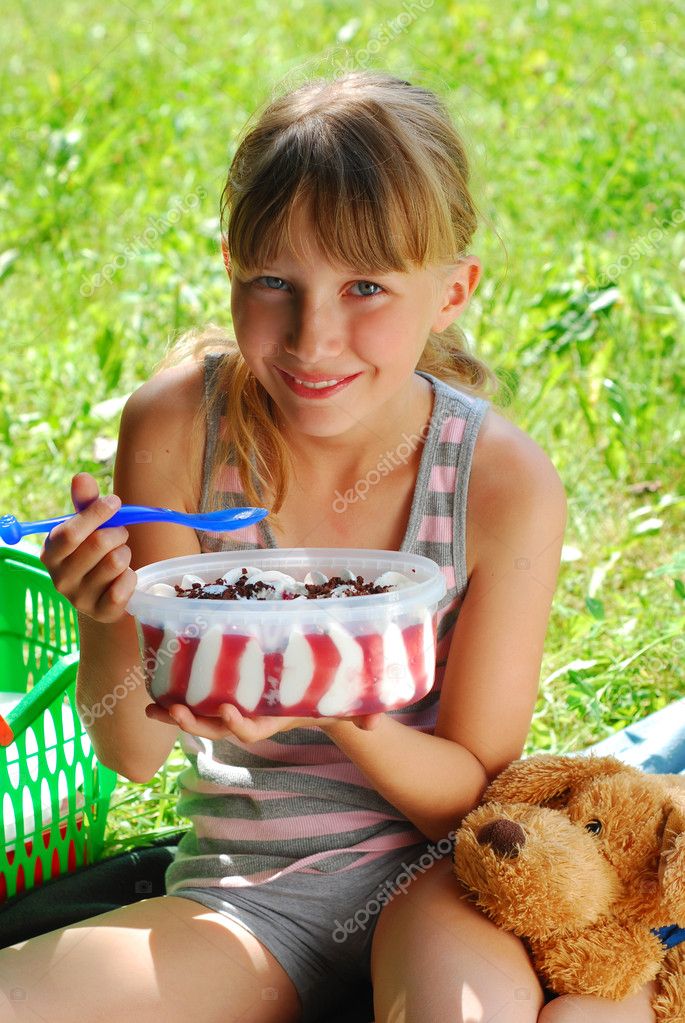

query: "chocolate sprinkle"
left=173, top=571, right=394, bottom=600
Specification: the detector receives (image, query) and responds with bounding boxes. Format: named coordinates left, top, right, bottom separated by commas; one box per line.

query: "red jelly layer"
left=192, top=632, right=256, bottom=717
left=139, top=623, right=164, bottom=699
left=355, top=632, right=386, bottom=712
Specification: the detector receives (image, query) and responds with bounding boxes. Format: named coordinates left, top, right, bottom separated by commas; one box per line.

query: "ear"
left=221, top=239, right=232, bottom=279
left=483, top=754, right=630, bottom=809
left=430, top=257, right=481, bottom=333
left=658, top=796, right=685, bottom=921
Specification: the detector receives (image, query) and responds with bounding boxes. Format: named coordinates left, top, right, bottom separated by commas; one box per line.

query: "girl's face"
left=228, top=203, right=480, bottom=446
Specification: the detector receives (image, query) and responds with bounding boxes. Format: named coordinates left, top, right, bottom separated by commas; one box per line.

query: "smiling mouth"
left=278, top=368, right=361, bottom=390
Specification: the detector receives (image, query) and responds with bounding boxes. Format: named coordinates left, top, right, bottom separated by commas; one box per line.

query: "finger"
left=168, top=703, right=234, bottom=741
left=145, top=703, right=179, bottom=727
left=46, top=492, right=123, bottom=563
left=50, top=501, right=130, bottom=609
left=87, top=544, right=135, bottom=613
left=219, top=704, right=238, bottom=728
left=71, top=471, right=100, bottom=513
left=218, top=706, right=294, bottom=743
left=353, top=713, right=383, bottom=730
left=41, top=475, right=96, bottom=562
left=219, top=704, right=262, bottom=743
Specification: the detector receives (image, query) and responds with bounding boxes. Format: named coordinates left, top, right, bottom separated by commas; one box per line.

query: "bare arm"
left=321, top=421, right=568, bottom=840
left=68, top=362, right=206, bottom=782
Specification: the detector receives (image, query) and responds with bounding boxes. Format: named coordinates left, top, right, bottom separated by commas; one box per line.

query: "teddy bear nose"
left=476, top=818, right=526, bottom=857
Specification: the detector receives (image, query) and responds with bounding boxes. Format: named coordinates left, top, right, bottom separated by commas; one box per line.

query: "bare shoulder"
left=470, top=406, right=566, bottom=498
left=115, top=360, right=206, bottom=512
left=466, top=407, right=567, bottom=568
left=123, top=359, right=205, bottom=427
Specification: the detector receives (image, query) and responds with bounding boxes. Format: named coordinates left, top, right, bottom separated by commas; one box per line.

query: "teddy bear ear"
left=483, top=754, right=629, bottom=808
left=658, top=796, right=685, bottom=921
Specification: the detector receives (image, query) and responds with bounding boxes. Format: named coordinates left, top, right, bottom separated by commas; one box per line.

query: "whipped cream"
left=146, top=565, right=414, bottom=600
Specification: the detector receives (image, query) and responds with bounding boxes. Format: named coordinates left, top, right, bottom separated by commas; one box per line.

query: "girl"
left=0, top=70, right=653, bottom=1023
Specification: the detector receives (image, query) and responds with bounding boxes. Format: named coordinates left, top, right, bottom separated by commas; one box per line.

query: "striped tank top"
left=165, top=354, right=489, bottom=893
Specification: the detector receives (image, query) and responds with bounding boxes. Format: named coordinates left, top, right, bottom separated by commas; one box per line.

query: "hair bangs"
left=222, top=107, right=452, bottom=278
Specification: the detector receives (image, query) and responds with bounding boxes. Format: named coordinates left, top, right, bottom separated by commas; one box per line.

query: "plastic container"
left=126, top=548, right=446, bottom=718
left=0, top=545, right=118, bottom=903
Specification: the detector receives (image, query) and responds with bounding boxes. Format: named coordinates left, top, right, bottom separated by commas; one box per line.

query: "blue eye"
left=351, top=281, right=383, bottom=298
left=258, top=276, right=288, bottom=290
left=252, top=276, right=380, bottom=296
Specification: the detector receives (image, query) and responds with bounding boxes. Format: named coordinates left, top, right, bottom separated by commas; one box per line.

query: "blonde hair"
left=158, top=70, right=499, bottom=531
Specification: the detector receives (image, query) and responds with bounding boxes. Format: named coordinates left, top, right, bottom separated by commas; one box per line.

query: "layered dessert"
left=139, top=565, right=436, bottom=718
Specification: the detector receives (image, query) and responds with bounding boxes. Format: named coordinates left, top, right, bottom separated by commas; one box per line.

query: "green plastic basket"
left=0, top=545, right=118, bottom=903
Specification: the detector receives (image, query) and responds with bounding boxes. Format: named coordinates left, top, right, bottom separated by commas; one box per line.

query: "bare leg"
left=537, top=984, right=656, bottom=1022
left=0, top=895, right=302, bottom=1023
left=371, top=854, right=544, bottom=1022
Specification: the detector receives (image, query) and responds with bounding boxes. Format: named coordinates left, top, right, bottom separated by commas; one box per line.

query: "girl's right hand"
left=39, top=471, right=137, bottom=623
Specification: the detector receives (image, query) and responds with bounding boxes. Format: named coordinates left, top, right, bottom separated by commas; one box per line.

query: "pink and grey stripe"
left=165, top=357, right=489, bottom=894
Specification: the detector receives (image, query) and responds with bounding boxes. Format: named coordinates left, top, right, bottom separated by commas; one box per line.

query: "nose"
left=282, top=292, right=344, bottom=365
left=476, top=818, right=526, bottom=857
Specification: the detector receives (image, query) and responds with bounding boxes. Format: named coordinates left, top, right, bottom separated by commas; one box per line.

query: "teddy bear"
left=453, top=754, right=685, bottom=1022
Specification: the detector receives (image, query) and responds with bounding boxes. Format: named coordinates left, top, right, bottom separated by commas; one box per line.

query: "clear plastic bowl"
left=126, top=548, right=446, bottom=718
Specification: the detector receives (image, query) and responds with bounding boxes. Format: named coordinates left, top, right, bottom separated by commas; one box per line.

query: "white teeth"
left=294, top=376, right=343, bottom=389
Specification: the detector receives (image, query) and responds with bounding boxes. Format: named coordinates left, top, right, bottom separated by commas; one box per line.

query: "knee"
left=537, top=997, right=576, bottom=1023
left=538, top=995, right=623, bottom=1023
left=372, top=864, right=545, bottom=1022
left=538, top=990, right=656, bottom=1023
left=538, top=995, right=611, bottom=1022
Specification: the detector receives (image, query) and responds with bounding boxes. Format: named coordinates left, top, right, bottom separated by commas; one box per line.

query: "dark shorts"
left=170, top=837, right=446, bottom=1022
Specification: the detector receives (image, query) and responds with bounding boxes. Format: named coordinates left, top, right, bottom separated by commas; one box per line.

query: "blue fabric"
left=581, top=698, right=685, bottom=775
left=652, top=925, right=685, bottom=949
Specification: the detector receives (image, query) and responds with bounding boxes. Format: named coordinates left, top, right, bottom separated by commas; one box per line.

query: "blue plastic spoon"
left=0, top=505, right=270, bottom=545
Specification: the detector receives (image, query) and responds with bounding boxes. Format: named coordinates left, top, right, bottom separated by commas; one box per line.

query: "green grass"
left=2, top=0, right=683, bottom=853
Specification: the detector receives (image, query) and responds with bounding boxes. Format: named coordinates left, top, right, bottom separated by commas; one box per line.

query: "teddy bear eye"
left=585, top=819, right=602, bottom=835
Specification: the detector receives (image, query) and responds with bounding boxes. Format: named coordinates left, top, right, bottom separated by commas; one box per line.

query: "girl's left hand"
left=145, top=701, right=384, bottom=743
